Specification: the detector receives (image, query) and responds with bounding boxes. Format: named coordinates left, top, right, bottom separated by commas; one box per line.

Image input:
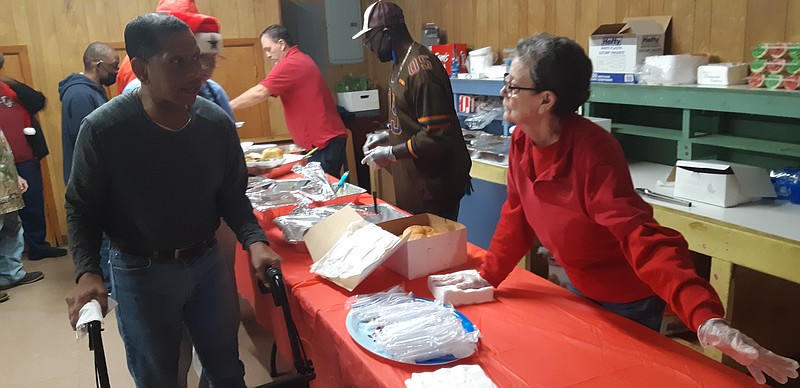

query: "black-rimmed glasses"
left=502, top=73, right=541, bottom=96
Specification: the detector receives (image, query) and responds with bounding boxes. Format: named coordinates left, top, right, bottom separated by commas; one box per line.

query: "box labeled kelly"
left=588, top=16, right=672, bottom=84
left=674, top=160, right=775, bottom=207
left=378, top=213, right=468, bottom=280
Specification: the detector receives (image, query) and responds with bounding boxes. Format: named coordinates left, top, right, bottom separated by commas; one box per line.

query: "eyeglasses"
left=502, top=73, right=541, bottom=96
left=97, top=60, right=120, bottom=72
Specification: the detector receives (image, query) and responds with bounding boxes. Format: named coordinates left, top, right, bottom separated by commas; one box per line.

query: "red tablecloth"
left=235, top=192, right=756, bottom=387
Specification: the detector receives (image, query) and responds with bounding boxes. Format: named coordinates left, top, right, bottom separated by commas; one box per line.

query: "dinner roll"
left=401, top=225, right=439, bottom=241
left=261, top=147, right=284, bottom=160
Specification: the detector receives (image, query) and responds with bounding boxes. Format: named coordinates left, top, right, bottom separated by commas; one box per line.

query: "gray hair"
left=261, top=25, right=295, bottom=47
left=514, top=33, right=592, bottom=117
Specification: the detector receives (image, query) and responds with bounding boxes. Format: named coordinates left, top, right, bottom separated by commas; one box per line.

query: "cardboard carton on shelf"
left=673, top=160, right=776, bottom=207
left=588, top=16, right=672, bottom=84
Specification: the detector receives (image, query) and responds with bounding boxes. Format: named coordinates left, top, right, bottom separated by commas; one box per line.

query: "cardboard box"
left=697, top=63, right=749, bottom=85
left=674, top=160, right=775, bottom=207
left=305, top=206, right=407, bottom=291
left=431, top=43, right=468, bottom=75
left=588, top=16, right=672, bottom=84
left=337, top=89, right=379, bottom=112
left=379, top=214, right=468, bottom=280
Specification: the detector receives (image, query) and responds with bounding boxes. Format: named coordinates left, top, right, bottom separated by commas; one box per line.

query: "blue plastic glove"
left=362, top=131, right=390, bottom=154
left=361, top=146, right=397, bottom=170
left=698, top=318, right=799, bottom=384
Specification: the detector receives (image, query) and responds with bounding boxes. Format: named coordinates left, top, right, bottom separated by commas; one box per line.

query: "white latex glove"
left=362, top=131, right=390, bottom=154
left=430, top=269, right=491, bottom=290
left=698, top=318, right=799, bottom=384
left=361, top=146, right=397, bottom=170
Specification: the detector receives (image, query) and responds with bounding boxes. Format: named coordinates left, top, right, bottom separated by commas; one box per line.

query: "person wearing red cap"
left=121, top=10, right=232, bottom=118
left=230, top=25, right=348, bottom=178
left=65, top=13, right=281, bottom=387
left=354, top=1, right=471, bottom=221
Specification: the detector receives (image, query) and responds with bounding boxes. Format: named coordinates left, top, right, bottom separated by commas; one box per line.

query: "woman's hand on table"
left=698, top=318, right=800, bottom=384
left=248, top=242, right=282, bottom=284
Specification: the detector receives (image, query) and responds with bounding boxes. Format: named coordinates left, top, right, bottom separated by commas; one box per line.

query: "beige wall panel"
left=554, top=0, right=578, bottom=40
left=744, top=0, right=788, bottom=60
left=788, top=0, right=800, bottom=41
left=664, top=0, right=695, bottom=55
left=650, top=0, right=665, bottom=14
left=577, top=0, right=600, bottom=50
left=627, top=0, right=651, bottom=17
left=692, top=0, right=712, bottom=54
left=709, top=0, right=747, bottom=62
left=597, top=0, right=618, bottom=25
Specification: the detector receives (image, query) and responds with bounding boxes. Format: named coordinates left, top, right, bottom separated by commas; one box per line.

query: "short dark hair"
left=124, top=13, right=190, bottom=60
left=82, top=42, right=114, bottom=70
left=260, top=25, right=295, bottom=47
left=514, top=33, right=593, bottom=117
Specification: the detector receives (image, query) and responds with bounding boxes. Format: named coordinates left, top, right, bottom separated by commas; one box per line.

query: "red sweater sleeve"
left=582, top=139, right=724, bottom=331
left=480, top=141, right=536, bottom=287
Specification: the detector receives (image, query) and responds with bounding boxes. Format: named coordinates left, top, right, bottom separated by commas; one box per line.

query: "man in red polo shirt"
left=231, top=24, right=348, bottom=177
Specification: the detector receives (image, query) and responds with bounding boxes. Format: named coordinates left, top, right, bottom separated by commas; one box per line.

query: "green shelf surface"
left=690, top=135, right=800, bottom=158
left=612, top=124, right=682, bottom=141
left=589, top=84, right=800, bottom=119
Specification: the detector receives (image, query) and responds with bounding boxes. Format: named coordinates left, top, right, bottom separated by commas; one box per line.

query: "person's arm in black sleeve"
left=217, top=120, right=269, bottom=247
left=65, top=119, right=109, bottom=282
left=5, top=78, right=46, bottom=114
left=392, top=72, right=458, bottom=160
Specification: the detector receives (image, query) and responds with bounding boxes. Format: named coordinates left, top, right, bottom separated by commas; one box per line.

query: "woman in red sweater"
left=443, top=33, right=798, bottom=385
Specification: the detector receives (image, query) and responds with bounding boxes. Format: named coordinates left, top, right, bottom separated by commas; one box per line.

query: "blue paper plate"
left=345, top=298, right=476, bottom=365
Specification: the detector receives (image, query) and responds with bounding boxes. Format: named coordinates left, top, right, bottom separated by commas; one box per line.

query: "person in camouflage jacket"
left=0, top=130, right=43, bottom=302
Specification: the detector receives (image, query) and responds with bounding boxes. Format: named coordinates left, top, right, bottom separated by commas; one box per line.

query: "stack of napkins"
left=428, top=270, right=494, bottom=306
left=310, top=220, right=399, bottom=279
left=405, top=364, right=496, bottom=388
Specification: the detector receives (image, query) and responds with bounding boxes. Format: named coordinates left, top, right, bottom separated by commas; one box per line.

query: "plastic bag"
left=464, top=97, right=503, bottom=130
left=346, top=287, right=480, bottom=363
left=771, top=168, right=800, bottom=204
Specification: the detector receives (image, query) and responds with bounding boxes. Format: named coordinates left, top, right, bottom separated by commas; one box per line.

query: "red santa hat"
left=168, top=11, right=224, bottom=53
left=157, top=0, right=223, bottom=54
left=156, top=0, right=199, bottom=13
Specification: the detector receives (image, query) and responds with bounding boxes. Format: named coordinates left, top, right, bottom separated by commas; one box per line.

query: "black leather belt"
left=113, top=238, right=213, bottom=260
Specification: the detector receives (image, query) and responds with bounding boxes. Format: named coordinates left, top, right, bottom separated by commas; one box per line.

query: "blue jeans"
left=309, top=136, right=347, bottom=178
left=111, top=239, right=245, bottom=388
left=15, top=160, right=51, bottom=256
left=567, top=284, right=666, bottom=332
left=0, top=212, right=26, bottom=286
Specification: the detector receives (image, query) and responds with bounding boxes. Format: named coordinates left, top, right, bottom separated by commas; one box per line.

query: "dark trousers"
left=15, top=160, right=52, bottom=256
left=309, top=136, right=347, bottom=178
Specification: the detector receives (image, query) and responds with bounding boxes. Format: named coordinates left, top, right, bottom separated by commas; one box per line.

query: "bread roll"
left=401, top=225, right=439, bottom=241
left=261, top=147, right=284, bottom=160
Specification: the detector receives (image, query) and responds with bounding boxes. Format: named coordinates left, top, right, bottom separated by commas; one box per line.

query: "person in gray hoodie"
left=59, top=42, right=119, bottom=184
left=58, top=42, right=118, bottom=291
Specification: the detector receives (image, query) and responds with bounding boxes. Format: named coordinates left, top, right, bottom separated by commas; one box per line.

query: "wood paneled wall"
left=0, top=0, right=282, bottom=240
left=352, top=0, right=800, bottom=116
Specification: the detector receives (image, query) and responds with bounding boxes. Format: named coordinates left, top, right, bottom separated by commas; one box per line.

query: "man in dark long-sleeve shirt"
left=64, top=13, right=281, bottom=388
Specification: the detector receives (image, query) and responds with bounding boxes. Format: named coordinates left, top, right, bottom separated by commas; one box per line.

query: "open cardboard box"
left=673, top=160, right=775, bottom=207
left=378, top=214, right=468, bottom=280
left=304, top=207, right=467, bottom=291
left=588, top=16, right=672, bottom=84
left=304, top=206, right=408, bottom=291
